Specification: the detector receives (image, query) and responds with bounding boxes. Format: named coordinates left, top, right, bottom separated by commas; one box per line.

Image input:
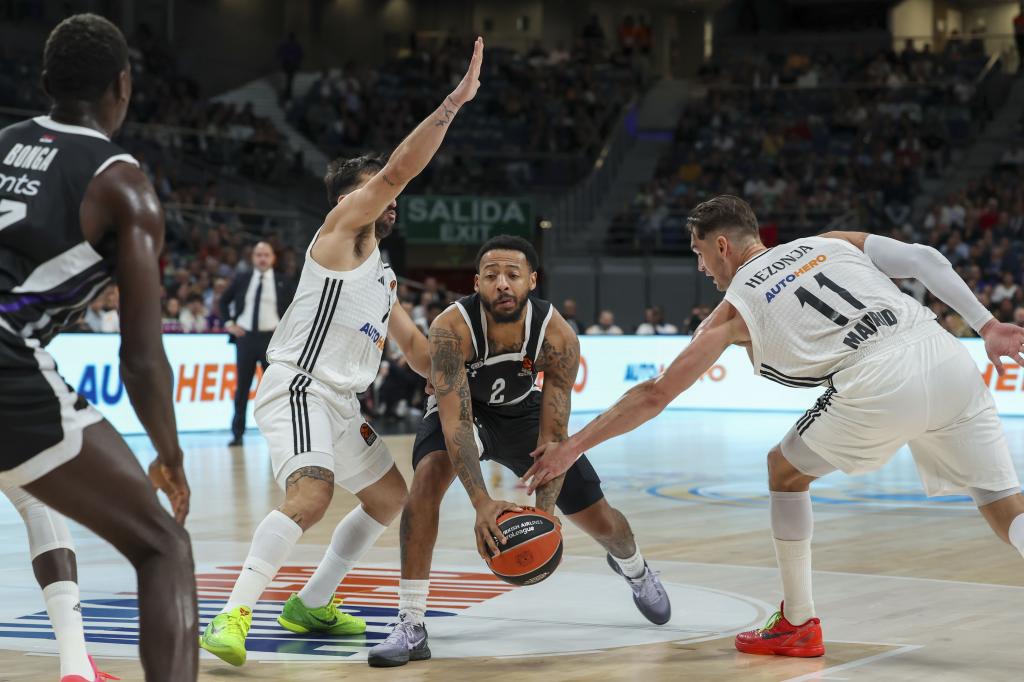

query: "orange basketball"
left=486, top=506, right=563, bottom=586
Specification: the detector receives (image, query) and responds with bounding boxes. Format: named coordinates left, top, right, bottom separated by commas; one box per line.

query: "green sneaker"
left=277, top=593, right=366, bottom=635
left=199, top=606, right=252, bottom=666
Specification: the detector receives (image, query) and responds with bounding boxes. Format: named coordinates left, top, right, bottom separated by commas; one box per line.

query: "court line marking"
left=661, top=558, right=1024, bottom=591
left=781, top=644, right=923, bottom=682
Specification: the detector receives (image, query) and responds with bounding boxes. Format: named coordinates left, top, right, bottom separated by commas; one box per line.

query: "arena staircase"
left=213, top=76, right=329, bottom=180
left=932, top=75, right=1024, bottom=201
left=551, top=79, right=691, bottom=255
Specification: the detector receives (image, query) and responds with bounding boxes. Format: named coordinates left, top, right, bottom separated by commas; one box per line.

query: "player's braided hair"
left=43, top=13, right=129, bottom=101
left=475, top=235, right=539, bottom=272
left=324, top=154, right=387, bottom=205
left=687, top=194, right=760, bottom=241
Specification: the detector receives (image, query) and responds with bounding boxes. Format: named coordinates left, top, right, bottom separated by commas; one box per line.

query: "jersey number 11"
left=794, top=273, right=865, bottom=326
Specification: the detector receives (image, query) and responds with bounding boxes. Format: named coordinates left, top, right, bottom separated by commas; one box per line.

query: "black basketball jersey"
left=454, top=293, right=554, bottom=410
left=0, top=116, right=137, bottom=361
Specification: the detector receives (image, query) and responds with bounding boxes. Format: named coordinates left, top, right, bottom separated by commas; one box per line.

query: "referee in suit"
left=220, top=242, right=295, bottom=446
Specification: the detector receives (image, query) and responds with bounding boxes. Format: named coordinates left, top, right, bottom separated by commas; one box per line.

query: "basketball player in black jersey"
left=0, top=15, right=196, bottom=681
left=368, top=235, right=671, bottom=667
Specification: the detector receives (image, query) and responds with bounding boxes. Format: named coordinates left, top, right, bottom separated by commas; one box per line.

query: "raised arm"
left=524, top=301, right=746, bottom=493
left=429, top=310, right=520, bottom=559
left=389, top=298, right=430, bottom=378
left=823, top=230, right=1024, bottom=373
left=531, top=314, right=579, bottom=513
left=85, top=162, right=190, bottom=522
left=325, top=37, right=484, bottom=234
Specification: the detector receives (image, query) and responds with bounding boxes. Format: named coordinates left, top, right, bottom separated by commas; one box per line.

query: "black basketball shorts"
left=411, top=392, right=604, bottom=515
left=0, top=344, right=102, bottom=487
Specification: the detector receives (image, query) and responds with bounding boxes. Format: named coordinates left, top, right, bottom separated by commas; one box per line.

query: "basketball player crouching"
left=526, top=195, right=1024, bottom=657
left=199, top=38, right=488, bottom=667
left=368, top=235, right=671, bottom=667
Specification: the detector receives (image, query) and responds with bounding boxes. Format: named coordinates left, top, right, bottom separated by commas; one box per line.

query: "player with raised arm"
left=199, top=38, right=485, bottom=667
left=525, top=195, right=1024, bottom=657
left=0, top=14, right=196, bottom=682
left=367, top=236, right=670, bottom=668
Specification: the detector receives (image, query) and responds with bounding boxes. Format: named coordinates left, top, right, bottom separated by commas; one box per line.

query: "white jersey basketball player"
left=525, top=194, right=1024, bottom=658
left=200, top=37, right=487, bottom=668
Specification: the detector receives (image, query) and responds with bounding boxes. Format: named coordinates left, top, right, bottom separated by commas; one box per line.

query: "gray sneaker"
left=606, top=554, right=672, bottom=625
left=367, top=617, right=431, bottom=667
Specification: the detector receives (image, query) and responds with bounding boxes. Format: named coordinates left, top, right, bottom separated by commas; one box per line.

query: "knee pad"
left=4, top=487, right=74, bottom=559
left=968, top=486, right=1020, bottom=508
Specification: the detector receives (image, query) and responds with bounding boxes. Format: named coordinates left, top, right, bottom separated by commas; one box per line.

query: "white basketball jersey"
left=723, top=236, right=936, bottom=387
left=266, top=231, right=397, bottom=395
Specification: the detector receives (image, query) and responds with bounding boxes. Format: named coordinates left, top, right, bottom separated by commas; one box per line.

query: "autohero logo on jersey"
left=358, top=322, right=386, bottom=350
left=743, top=245, right=816, bottom=291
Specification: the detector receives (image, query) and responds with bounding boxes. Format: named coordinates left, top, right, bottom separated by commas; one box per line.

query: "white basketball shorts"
left=782, top=323, right=1020, bottom=497
left=253, top=363, right=394, bottom=492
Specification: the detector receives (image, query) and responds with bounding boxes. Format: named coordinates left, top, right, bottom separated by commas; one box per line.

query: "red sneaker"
left=60, top=656, right=120, bottom=682
left=735, top=603, right=825, bottom=657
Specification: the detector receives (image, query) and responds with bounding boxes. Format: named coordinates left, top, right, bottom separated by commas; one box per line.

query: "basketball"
left=486, top=506, right=563, bottom=586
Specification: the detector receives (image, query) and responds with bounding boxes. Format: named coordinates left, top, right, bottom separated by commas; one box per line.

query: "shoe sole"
left=367, top=646, right=431, bottom=668
left=735, top=641, right=825, bottom=657
left=277, top=615, right=366, bottom=636
left=199, top=637, right=246, bottom=666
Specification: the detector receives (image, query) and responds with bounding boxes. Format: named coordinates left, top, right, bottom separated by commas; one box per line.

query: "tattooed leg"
left=279, top=465, right=335, bottom=532
left=567, top=498, right=638, bottom=558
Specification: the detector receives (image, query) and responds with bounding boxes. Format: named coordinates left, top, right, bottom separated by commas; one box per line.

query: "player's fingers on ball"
left=490, top=520, right=507, bottom=545
left=481, top=529, right=499, bottom=556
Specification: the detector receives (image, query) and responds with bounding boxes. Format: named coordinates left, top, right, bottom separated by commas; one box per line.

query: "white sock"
left=611, top=547, right=646, bottom=579
left=43, top=581, right=92, bottom=678
left=774, top=538, right=815, bottom=625
left=223, top=510, right=302, bottom=613
left=1009, top=513, right=1024, bottom=558
left=397, top=579, right=429, bottom=625
left=298, top=506, right=387, bottom=608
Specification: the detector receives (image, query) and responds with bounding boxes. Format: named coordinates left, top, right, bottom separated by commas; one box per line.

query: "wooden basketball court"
left=1, top=410, right=1021, bottom=681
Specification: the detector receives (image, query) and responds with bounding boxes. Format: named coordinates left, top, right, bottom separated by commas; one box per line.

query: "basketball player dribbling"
left=0, top=14, right=197, bottom=682
left=368, top=235, right=671, bottom=668
left=526, top=195, right=1024, bottom=657
left=199, top=38, right=485, bottom=667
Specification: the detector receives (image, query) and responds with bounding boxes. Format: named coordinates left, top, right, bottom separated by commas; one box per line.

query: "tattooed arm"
left=323, top=38, right=484, bottom=235
left=429, top=309, right=520, bottom=559
left=531, top=314, right=579, bottom=513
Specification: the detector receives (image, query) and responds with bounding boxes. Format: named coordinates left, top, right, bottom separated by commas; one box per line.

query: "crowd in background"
left=607, top=41, right=992, bottom=253
left=286, top=28, right=641, bottom=194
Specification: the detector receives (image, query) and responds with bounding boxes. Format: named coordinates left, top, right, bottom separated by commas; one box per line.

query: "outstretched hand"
left=980, top=319, right=1024, bottom=376
left=522, top=441, right=577, bottom=495
left=450, top=37, right=484, bottom=107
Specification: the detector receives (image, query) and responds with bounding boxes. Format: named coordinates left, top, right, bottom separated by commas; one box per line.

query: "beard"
left=374, top=212, right=396, bottom=240
left=480, top=292, right=527, bottom=324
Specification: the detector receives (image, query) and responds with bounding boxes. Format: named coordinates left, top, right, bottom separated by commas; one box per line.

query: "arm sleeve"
left=863, top=234, right=994, bottom=333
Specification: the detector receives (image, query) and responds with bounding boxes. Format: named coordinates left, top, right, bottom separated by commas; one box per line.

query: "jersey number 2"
left=0, top=200, right=27, bottom=232
left=489, top=378, right=506, bottom=403
left=794, top=273, right=865, bottom=326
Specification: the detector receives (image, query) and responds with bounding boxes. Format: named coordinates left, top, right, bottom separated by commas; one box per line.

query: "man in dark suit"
left=219, top=242, right=295, bottom=446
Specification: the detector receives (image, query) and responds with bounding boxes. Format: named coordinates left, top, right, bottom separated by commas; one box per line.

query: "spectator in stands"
left=220, top=242, right=296, bottom=446
left=277, top=32, right=304, bottom=102
left=180, top=293, right=210, bottom=333
left=636, top=306, right=679, bottom=335
left=161, top=298, right=184, bottom=334
left=85, top=285, right=120, bottom=332
left=992, top=272, right=1020, bottom=305
left=1014, top=306, right=1024, bottom=326
left=586, top=310, right=623, bottom=335
left=561, top=299, right=580, bottom=335
left=682, top=305, right=711, bottom=334
left=425, top=301, right=445, bottom=331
